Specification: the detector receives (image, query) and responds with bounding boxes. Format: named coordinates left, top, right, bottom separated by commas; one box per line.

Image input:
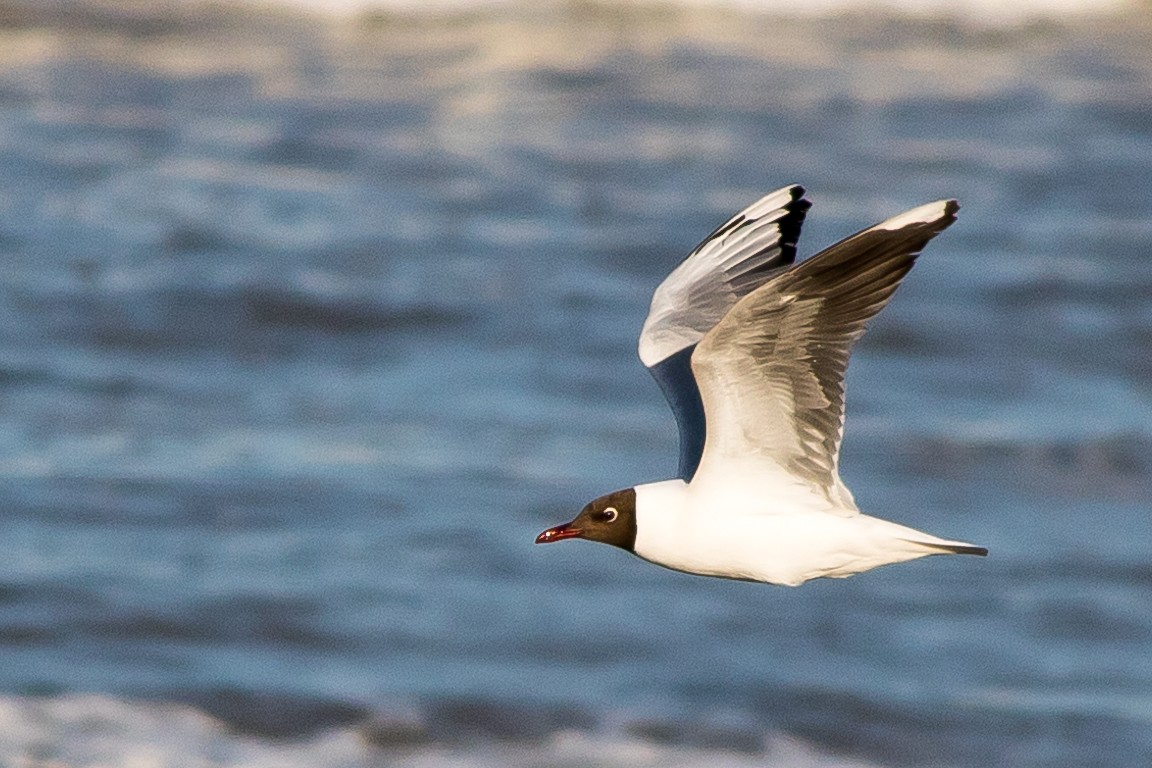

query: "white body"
left=633, top=478, right=973, bottom=587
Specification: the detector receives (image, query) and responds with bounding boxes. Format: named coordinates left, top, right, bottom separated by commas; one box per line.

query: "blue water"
left=0, top=2, right=1151, bottom=766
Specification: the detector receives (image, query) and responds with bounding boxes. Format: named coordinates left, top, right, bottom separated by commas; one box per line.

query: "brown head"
left=535, top=487, right=637, bottom=551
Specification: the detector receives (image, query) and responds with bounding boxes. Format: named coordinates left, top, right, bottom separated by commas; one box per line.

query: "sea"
left=0, top=0, right=1150, bottom=765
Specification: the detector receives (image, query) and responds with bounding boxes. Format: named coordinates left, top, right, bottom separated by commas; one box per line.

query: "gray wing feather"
left=690, top=199, right=960, bottom=508
left=638, top=185, right=810, bottom=368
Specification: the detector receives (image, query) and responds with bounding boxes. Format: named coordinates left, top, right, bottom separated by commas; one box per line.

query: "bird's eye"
left=601, top=507, right=618, bottom=523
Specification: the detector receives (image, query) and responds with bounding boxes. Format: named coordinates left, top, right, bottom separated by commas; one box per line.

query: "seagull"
left=536, top=185, right=987, bottom=586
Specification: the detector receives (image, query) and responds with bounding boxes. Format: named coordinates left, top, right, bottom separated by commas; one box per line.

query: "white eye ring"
left=603, top=507, right=618, bottom=522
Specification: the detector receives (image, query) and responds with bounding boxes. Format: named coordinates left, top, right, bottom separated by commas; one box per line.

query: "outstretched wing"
left=639, top=185, right=811, bottom=368
left=690, top=200, right=960, bottom=510
left=640, top=185, right=811, bottom=480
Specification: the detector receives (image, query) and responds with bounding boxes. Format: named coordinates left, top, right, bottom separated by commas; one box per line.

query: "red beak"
left=535, top=522, right=583, bottom=544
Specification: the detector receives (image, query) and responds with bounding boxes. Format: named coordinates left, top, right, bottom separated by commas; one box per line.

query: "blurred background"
left=0, top=0, right=1150, bottom=765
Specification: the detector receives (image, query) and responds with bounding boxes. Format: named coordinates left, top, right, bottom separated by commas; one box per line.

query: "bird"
left=535, top=185, right=987, bottom=586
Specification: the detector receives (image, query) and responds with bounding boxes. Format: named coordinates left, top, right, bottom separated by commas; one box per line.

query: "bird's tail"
left=908, top=538, right=989, bottom=557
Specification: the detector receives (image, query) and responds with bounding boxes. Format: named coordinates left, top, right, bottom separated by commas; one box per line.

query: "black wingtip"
left=777, top=186, right=813, bottom=262
left=944, top=198, right=960, bottom=220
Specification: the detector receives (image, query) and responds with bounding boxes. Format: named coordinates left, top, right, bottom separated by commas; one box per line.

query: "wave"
left=11, top=0, right=1143, bottom=27
left=0, top=692, right=883, bottom=768
left=250, top=0, right=1137, bottom=25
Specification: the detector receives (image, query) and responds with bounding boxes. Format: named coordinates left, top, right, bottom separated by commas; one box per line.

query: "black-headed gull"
left=536, top=187, right=987, bottom=586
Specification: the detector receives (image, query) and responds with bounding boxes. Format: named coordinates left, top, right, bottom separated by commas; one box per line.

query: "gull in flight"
left=536, top=186, right=986, bottom=586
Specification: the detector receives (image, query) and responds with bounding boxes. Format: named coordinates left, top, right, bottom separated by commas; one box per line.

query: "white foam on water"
left=233, top=0, right=1134, bottom=26
left=0, top=694, right=884, bottom=768
left=74, top=0, right=1136, bottom=25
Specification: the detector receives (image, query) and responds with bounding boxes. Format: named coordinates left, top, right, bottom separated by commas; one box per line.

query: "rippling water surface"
left=0, top=1, right=1151, bottom=766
